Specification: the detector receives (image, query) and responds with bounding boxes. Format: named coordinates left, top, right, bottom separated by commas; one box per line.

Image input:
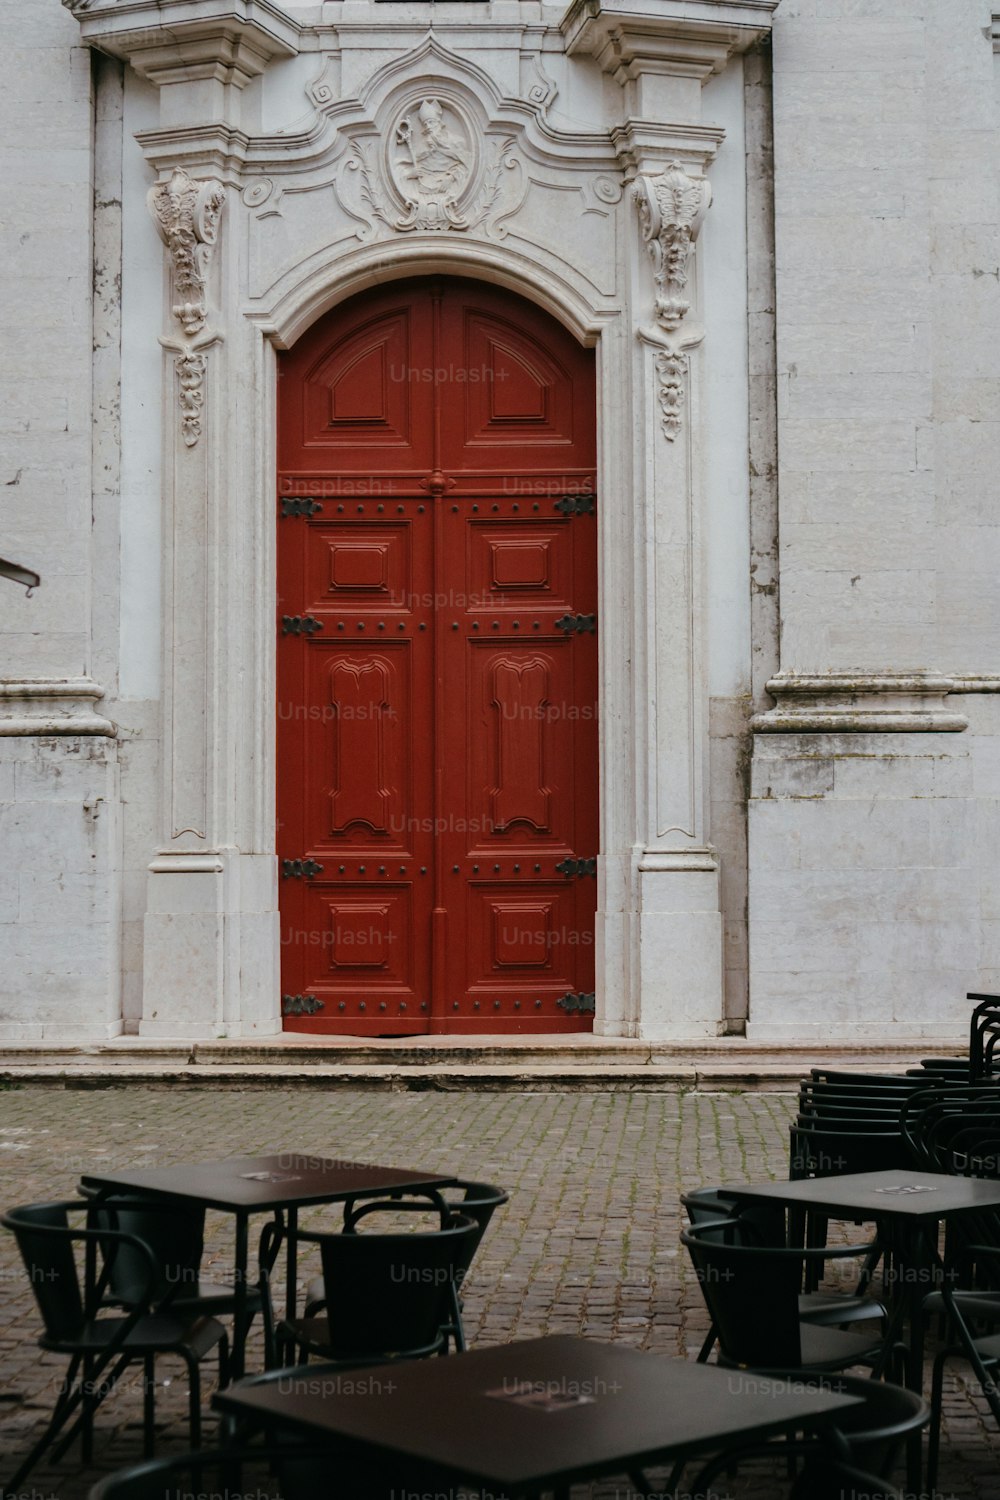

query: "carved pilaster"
left=633, top=162, right=711, bottom=441
left=148, top=168, right=226, bottom=447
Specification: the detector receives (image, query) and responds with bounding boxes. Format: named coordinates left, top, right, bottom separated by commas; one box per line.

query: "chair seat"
left=799, top=1291, right=886, bottom=1327
left=798, top=1323, right=887, bottom=1370
left=924, top=1288, right=1000, bottom=1320
left=48, top=1312, right=226, bottom=1360
left=173, top=1280, right=264, bottom=1317
left=718, top=1323, right=886, bottom=1372
left=278, top=1314, right=444, bottom=1362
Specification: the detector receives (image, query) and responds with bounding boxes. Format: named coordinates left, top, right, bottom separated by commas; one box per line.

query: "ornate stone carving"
left=633, top=161, right=711, bottom=441
left=148, top=167, right=225, bottom=335
left=175, top=352, right=208, bottom=448
left=391, top=97, right=472, bottom=229
left=341, top=93, right=521, bottom=240
left=148, top=168, right=225, bottom=448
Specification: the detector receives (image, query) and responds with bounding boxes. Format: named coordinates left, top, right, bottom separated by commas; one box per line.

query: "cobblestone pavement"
left=0, top=1087, right=996, bottom=1499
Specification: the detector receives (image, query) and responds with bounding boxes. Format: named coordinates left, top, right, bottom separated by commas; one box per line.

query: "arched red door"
left=277, top=278, right=597, bottom=1033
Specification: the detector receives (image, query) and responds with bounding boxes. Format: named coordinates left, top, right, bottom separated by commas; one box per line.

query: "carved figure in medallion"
left=390, top=96, right=473, bottom=230
left=398, top=99, right=468, bottom=197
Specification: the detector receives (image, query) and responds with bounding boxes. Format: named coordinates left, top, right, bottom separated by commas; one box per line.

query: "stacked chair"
left=898, top=1079, right=1000, bottom=1485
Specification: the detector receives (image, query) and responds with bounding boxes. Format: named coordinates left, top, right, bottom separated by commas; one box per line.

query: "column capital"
left=62, top=0, right=300, bottom=146
left=563, top=0, right=777, bottom=171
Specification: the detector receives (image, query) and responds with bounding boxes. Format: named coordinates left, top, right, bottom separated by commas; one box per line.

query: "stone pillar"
left=63, top=0, right=300, bottom=1036
left=565, top=0, right=777, bottom=1037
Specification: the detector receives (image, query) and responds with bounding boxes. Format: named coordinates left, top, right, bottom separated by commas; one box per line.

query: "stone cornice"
left=751, top=673, right=968, bottom=734
left=62, top=0, right=301, bottom=87
left=562, top=0, right=779, bottom=74
left=0, top=680, right=116, bottom=737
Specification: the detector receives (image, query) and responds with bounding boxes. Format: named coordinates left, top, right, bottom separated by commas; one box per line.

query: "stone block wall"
left=746, top=1, right=1000, bottom=1040
left=0, top=738, right=120, bottom=1040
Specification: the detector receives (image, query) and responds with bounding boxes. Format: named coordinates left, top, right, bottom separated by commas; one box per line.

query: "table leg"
left=231, top=1213, right=249, bottom=1382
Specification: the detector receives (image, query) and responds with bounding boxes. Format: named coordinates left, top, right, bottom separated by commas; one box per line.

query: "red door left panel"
left=277, top=295, right=436, bottom=1033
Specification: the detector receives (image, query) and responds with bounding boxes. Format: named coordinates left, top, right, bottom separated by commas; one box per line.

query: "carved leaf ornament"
left=633, top=161, right=711, bottom=441
left=148, top=167, right=226, bottom=447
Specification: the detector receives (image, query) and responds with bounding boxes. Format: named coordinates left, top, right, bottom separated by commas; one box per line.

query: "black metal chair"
left=2, top=1200, right=229, bottom=1491
left=259, top=1201, right=480, bottom=1367
left=301, top=1178, right=507, bottom=1352
left=924, top=1237, right=1000, bottom=1489
left=80, top=1187, right=266, bottom=1353
left=681, top=1189, right=886, bottom=1364
left=674, top=1370, right=927, bottom=1500
left=87, top=1444, right=348, bottom=1500
left=681, top=1218, right=897, bottom=1377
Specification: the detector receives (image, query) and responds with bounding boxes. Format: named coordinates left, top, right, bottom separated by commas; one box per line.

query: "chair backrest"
left=681, top=1187, right=785, bottom=1244
left=2, top=1201, right=85, bottom=1342
left=789, top=1125, right=910, bottom=1180
left=969, top=993, right=1000, bottom=1083
left=448, top=1181, right=508, bottom=1278
left=759, top=1367, right=927, bottom=1477
left=344, top=1181, right=507, bottom=1283
left=90, top=1196, right=205, bottom=1306
left=681, top=1222, right=805, bottom=1368
left=316, top=1211, right=480, bottom=1360
left=900, top=1083, right=1000, bottom=1174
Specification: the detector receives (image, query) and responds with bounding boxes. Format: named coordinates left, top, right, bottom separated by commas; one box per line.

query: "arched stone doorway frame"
left=248, top=241, right=635, bottom=1035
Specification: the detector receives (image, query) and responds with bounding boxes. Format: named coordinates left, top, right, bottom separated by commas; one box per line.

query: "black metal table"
left=214, top=1334, right=863, bottom=1499
left=718, top=1167, right=1000, bottom=1490
left=81, top=1154, right=455, bottom=1378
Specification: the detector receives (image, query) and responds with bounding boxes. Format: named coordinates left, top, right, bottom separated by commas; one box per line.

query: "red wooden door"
left=277, top=278, right=597, bottom=1033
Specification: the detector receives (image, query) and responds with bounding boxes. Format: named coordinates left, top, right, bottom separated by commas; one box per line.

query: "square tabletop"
left=80, top=1154, right=456, bottom=1214
left=719, top=1168, right=1000, bottom=1222
left=215, top=1335, right=863, bottom=1493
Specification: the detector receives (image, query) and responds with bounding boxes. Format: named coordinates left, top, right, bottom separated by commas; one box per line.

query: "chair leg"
left=81, top=1354, right=94, bottom=1462
left=182, top=1349, right=202, bottom=1449
left=695, top=1322, right=717, bottom=1363
left=218, top=1329, right=231, bottom=1390
left=143, top=1354, right=156, bottom=1459
left=6, top=1356, right=83, bottom=1490
left=926, top=1348, right=948, bottom=1492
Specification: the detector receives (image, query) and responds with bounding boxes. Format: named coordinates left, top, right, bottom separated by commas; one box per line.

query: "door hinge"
left=282, top=994, right=324, bottom=1016
left=555, top=857, right=596, bottom=878
left=554, top=613, right=596, bottom=635
left=556, top=991, right=596, bottom=1014
left=554, top=494, right=595, bottom=516
left=282, top=616, right=323, bottom=636
left=281, top=497, right=323, bottom=518
left=282, top=858, right=324, bottom=880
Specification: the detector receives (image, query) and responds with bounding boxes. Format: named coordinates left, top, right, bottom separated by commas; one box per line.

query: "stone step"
left=0, top=1036, right=959, bottom=1089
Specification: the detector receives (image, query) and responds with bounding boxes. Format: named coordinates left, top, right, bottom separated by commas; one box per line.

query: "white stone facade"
left=2, top=0, right=999, bottom=1044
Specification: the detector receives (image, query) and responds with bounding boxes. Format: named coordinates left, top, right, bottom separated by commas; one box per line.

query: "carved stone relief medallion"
left=388, top=95, right=476, bottom=231
left=341, top=88, right=521, bottom=240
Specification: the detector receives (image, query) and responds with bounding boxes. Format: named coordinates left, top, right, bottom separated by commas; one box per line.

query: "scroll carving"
left=148, top=167, right=226, bottom=447
left=633, top=162, right=711, bottom=441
